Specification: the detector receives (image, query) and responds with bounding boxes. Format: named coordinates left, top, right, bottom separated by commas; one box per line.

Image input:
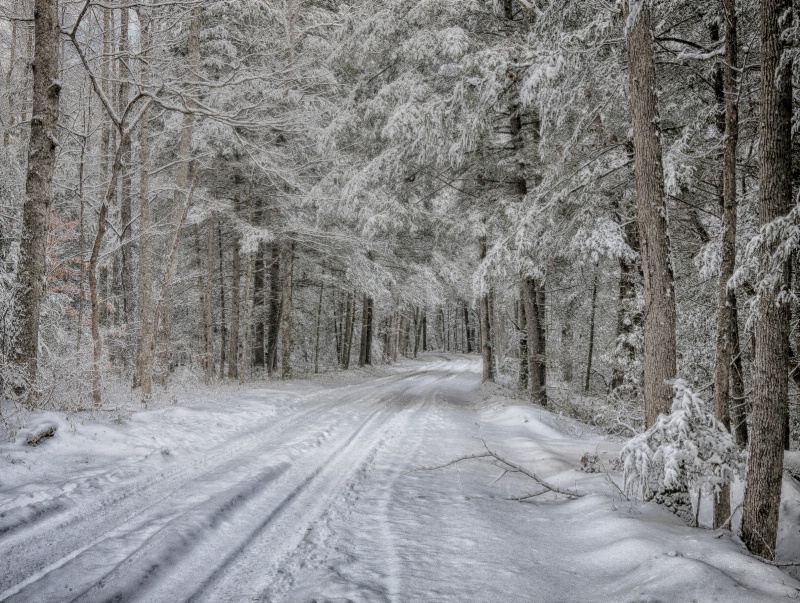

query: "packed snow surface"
left=1, top=355, right=799, bottom=602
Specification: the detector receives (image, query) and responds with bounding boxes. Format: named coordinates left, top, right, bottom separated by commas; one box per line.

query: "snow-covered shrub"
left=621, top=380, right=746, bottom=503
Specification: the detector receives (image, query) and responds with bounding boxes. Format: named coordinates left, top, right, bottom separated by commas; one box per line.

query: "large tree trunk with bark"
left=624, top=3, right=677, bottom=427
left=741, top=0, right=793, bottom=560
left=712, top=0, right=738, bottom=530
left=13, top=0, right=61, bottom=392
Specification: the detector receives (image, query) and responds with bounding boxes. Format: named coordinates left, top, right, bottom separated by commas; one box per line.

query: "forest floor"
left=1, top=355, right=800, bottom=602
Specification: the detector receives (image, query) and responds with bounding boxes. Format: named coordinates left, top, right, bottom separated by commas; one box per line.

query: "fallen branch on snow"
left=414, top=434, right=585, bottom=500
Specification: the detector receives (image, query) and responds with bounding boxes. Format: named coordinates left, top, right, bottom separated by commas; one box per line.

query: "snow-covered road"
left=2, top=356, right=799, bottom=602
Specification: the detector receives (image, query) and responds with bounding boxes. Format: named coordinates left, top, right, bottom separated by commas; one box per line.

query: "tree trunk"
left=118, top=4, right=134, bottom=325
left=561, top=296, right=574, bottom=383
left=136, top=6, right=154, bottom=402
left=101, top=8, right=111, bottom=178
left=535, top=282, right=547, bottom=403
left=358, top=294, right=368, bottom=366
left=624, top=3, right=677, bottom=427
left=463, top=304, right=472, bottom=353
left=76, top=104, right=88, bottom=353
left=584, top=268, right=598, bottom=394
left=480, top=294, right=494, bottom=382
left=266, top=243, right=281, bottom=376
left=741, top=0, right=793, bottom=559
left=89, top=201, right=109, bottom=407
left=314, top=283, right=324, bottom=374
left=341, top=291, right=355, bottom=369
left=522, top=277, right=545, bottom=405
left=394, top=308, right=401, bottom=361
left=480, top=239, right=494, bottom=382
left=228, top=232, right=240, bottom=379
left=713, top=0, right=738, bottom=530
left=203, top=225, right=215, bottom=384
left=365, top=297, right=373, bottom=364
left=3, top=10, right=16, bottom=148
left=88, top=136, right=130, bottom=406
left=279, top=241, right=295, bottom=379
left=422, top=312, right=427, bottom=353
left=217, top=220, right=227, bottom=376
left=12, top=0, right=61, bottom=392
left=611, top=222, right=638, bottom=390
left=518, top=296, right=528, bottom=390
left=252, top=244, right=266, bottom=368
left=730, top=299, right=748, bottom=447
left=333, top=292, right=342, bottom=364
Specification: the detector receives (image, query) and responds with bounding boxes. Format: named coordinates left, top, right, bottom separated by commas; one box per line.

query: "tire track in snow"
left=0, top=368, right=438, bottom=603
left=188, top=384, right=426, bottom=603
left=259, top=372, right=459, bottom=603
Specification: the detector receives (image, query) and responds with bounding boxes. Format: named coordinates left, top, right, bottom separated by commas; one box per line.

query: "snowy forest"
left=3, top=0, right=800, bottom=600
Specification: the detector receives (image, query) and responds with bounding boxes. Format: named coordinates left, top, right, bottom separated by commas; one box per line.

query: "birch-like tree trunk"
left=624, top=3, right=676, bottom=427
left=13, top=0, right=61, bottom=393
left=741, top=0, right=793, bottom=559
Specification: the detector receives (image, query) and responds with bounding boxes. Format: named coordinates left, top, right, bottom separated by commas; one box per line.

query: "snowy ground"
left=1, top=355, right=799, bottom=602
